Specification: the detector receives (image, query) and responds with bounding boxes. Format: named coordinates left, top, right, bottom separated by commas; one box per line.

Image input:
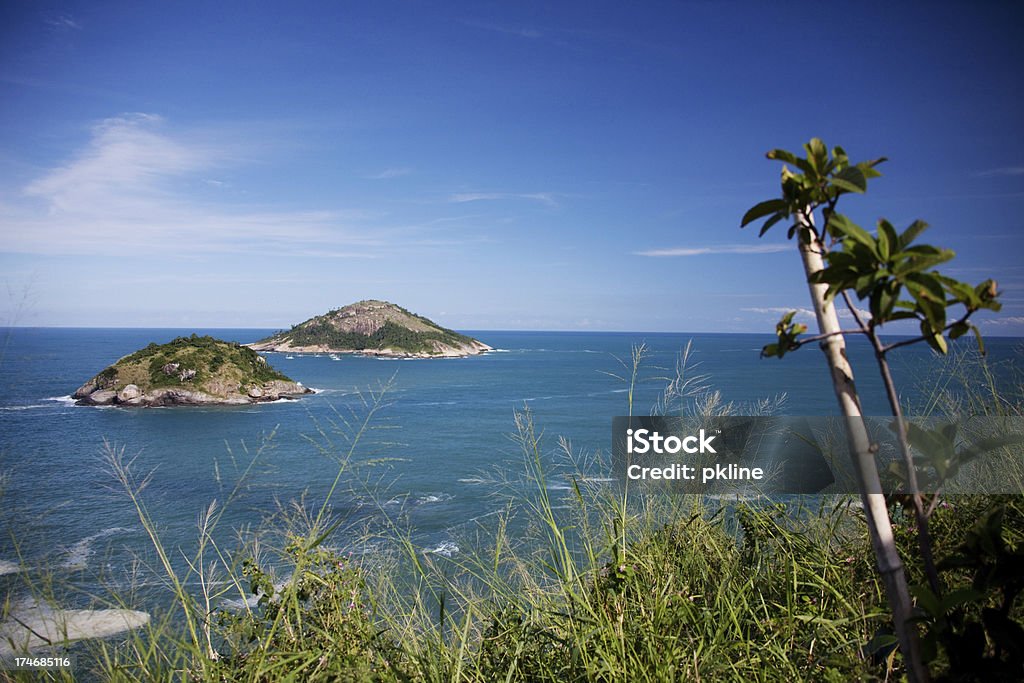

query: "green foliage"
left=284, top=317, right=474, bottom=354
left=744, top=138, right=1000, bottom=358
left=96, top=335, right=291, bottom=391
left=471, top=500, right=888, bottom=682
left=882, top=421, right=1024, bottom=492
left=210, top=543, right=407, bottom=681
left=744, top=138, right=1016, bottom=682
left=761, top=310, right=807, bottom=359
left=893, top=497, right=1024, bottom=679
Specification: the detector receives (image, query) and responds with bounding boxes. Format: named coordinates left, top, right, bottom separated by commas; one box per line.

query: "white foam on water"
left=416, top=493, right=453, bottom=505
left=44, top=395, right=77, bottom=406
left=425, top=542, right=459, bottom=557
left=62, top=527, right=130, bottom=570
left=0, top=607, right=149, bottom=655
left=0, top=404, right=51, bottom=411
left=218, top=575, right=292, bottom=612
left=0, top=559, right=22, bottom=576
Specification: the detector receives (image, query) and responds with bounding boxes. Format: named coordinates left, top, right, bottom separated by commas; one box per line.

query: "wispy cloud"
left=972, top=166, right=1024, bottom=178
left=635, top=244, right=789, bottom=257
left=980, top=316, right=1024, bottom=326
left=460, top=19, right=542, bottom=39
left=742, top=306, right=815, bottom=320
left=448, top=192, right=559, bottom=207
left=45, top=13, right=81, bottom=31
left=366, top=167, right=412, bottom=180
left=3, top=113, right=386, bottom=257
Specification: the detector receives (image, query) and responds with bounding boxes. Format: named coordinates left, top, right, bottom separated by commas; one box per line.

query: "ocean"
left=1, top=328, right=1021, bottom=610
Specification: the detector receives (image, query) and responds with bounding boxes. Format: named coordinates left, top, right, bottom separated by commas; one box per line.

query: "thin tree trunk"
left=796, top=222, right=929, bottom=682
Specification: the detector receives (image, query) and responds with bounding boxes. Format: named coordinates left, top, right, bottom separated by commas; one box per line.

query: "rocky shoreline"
left=246, top=339, right=492, bottom=358
left=71, top=334, right=312, bottom=408
left=72, top=378, right=312, bottom=407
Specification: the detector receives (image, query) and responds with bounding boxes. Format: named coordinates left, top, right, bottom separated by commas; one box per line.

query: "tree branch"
left=881, top=311, right=977, bottom=354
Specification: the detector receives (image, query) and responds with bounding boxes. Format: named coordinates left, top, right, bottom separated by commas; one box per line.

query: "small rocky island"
left=73, top=334, right=312, bottom=407
left=248, top=300, right=491, bottom=358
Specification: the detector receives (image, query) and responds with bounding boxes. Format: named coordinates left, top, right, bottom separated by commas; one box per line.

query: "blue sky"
left=1, top=1, right=1022, bottom=333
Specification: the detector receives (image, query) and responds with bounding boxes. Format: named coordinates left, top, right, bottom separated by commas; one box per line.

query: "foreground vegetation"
left=4, top=346, right=1022, bottom=681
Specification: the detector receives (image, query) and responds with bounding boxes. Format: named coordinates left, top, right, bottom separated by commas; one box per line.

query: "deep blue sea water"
left=1, top=328, right=1021, bottom=611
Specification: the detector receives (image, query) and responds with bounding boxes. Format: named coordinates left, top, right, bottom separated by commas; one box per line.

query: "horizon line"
left=3, top=325, right=1022, bottom=339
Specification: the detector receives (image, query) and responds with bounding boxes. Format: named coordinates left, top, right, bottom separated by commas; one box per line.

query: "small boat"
left=329, top=354, right=340, bottom=361
left=285, top=355, right=294, bottom=359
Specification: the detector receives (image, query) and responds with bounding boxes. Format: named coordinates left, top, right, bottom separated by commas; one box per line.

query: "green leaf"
left=758, top=212, right=784, bottom=237
left=906, top=272, right=946, bottom=303
left=766, top=149, right=798, bottom=165
left=927, top=332, right=949, bottom=354
left=857, top=158, right=887, bottom=179
left=831, top=166, right=868, bottom=194
left=949, top=322, right=969, bottom=339
left=877, top=220, right=897, bottom=261
left=741, top=199, right=787, bottom=227
left=911, top=584, right=943, bottom=619
left=804, top=138, right=828, bottom=173
left=831, top=145, right=849, bottom=166
left=870, top=283, right=899, bottom=322
left=971, top=324, right=986, bottom=355
left=898, top=219, right=929, bottom=249
left=937, top=275, right=980, bottom=308
left=828, top=214, right=879, bottom=257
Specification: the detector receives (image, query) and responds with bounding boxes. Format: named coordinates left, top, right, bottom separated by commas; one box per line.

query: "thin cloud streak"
left=1, top=113, right=395, bottom=257
left=460, top=19, right=543, bottom=39
left=972, top=166, right=1024, bottom=178
left=635, top=244, right=789, bottom=257
left=366, top=167, right=412, bottom=179
left=448, top=192, right=559, bottom=207
left=742, top=306, right=815, bottom=319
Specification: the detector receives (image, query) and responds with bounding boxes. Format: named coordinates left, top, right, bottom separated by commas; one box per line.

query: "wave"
left=218, top=575, right=292, bottom=611
left=0, top=559, right=22, bottom=576
left=456, top=477, right=489, bottom=485
left=62, top=527, right=131, bottom=570
left=1, top=395, right=78, bottom=410
left=416, top=493, right=453, bottom=505
left=0, top=606, right=149, bottom=654
left=425, top=541, right=459, bottom=557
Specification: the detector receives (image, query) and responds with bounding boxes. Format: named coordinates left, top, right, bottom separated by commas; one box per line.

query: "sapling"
left=742, top=138, right=1001, bottom=682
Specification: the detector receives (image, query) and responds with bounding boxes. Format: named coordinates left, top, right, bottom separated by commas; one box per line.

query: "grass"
left=4, top=344, right=1023, bottom=681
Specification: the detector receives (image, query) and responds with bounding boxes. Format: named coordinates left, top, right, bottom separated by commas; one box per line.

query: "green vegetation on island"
left=249, top=300, right=491, bottom=357
left=73, top=334, right=310, bottom=406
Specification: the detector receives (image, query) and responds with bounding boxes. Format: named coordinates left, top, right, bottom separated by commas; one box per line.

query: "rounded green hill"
left=248, top=300, right=491, bottom=358
left=73, top=334, right=312, bottom=407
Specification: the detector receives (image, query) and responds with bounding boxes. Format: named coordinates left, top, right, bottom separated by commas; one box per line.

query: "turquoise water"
left=1, top=328, right=1021, bottom=606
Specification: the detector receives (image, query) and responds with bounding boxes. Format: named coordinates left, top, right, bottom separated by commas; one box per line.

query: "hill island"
left=73, top=334, right=312, bottom=406
left=247, top=300, right=491, bottom=358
